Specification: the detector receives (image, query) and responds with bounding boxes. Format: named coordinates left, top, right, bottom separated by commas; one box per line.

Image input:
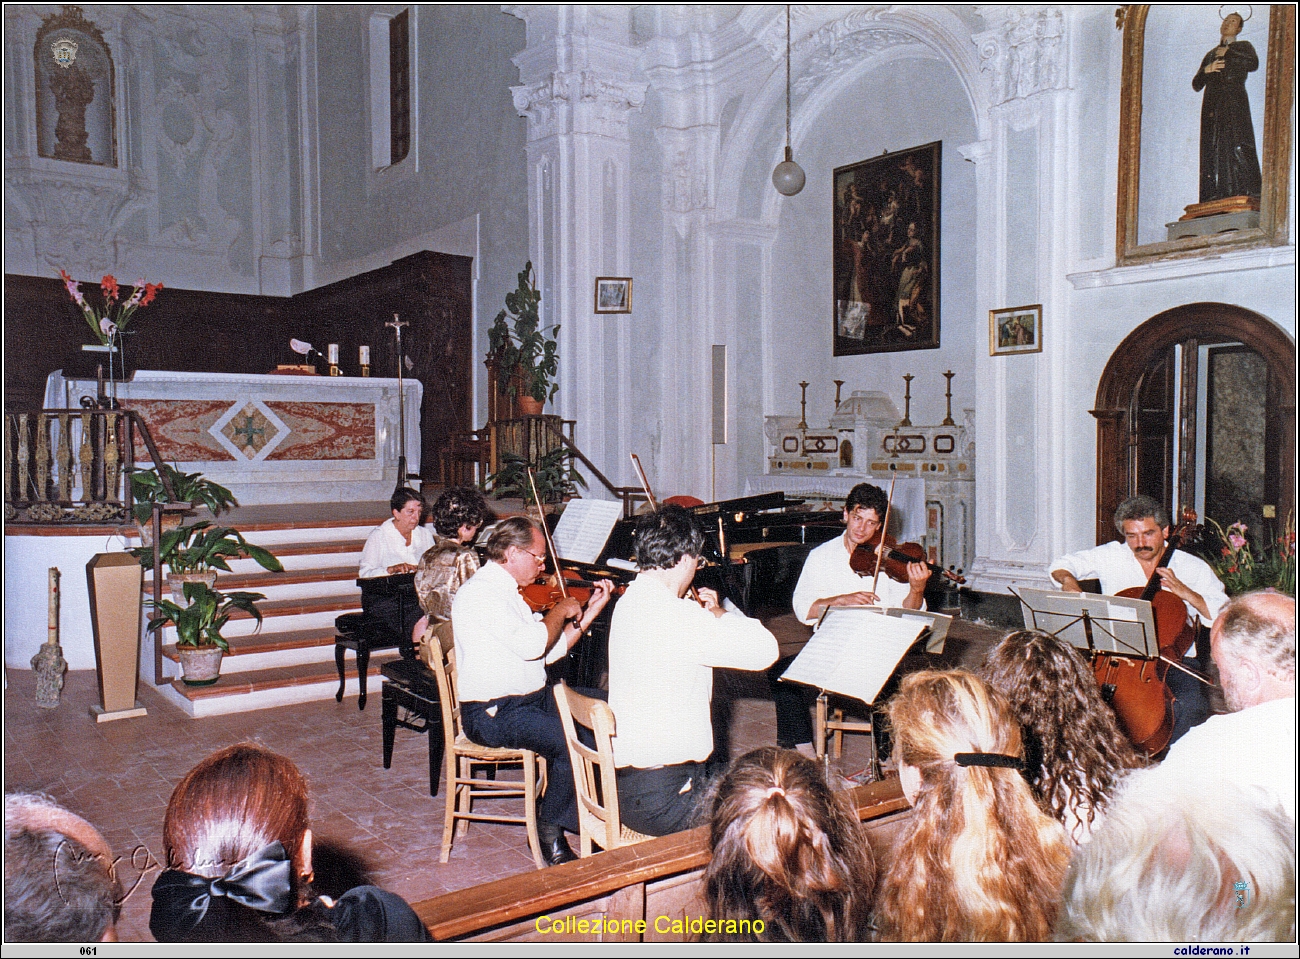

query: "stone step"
left=161, top=628, right=342, bottom=676
left=146, top=568, right=361, bottom=603
left=157, top=654, right=402, bottom=718
left=155, top=594, right=362, bottom=642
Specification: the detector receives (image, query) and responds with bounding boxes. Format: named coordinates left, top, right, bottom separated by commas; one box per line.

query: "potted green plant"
left=487, top=262, right=559, bottom=415
left=486, top=448, right=586, bottom=507
left=146, top=581, right=265, bottom=685
left=131, top=463, right=238, bottom=526
left=130, top=520, right=284, bottom=601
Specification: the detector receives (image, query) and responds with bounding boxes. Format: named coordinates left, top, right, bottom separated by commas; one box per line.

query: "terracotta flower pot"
left=518, top=395, right=544, bottom=416
left=177, top=646, right=223, bottom=685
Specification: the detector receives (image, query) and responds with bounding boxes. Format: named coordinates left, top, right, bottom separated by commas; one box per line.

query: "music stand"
left=1013, top=587, right=1158, bottom=658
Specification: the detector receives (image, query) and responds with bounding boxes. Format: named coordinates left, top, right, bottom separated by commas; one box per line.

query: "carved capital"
left=512, top=71, right=647, bottom=141
left=972, top=6, right=1066, bottom=105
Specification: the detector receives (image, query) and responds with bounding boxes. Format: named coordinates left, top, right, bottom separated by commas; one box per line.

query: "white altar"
left=44, top=370, right=422, bottom=505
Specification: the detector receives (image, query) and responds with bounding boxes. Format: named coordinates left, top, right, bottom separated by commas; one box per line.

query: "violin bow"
left=630, top=452, right=702, bottom=604
left=871, top=469, right=898, bottom=598
left=526, top=467, right=568, bottom=600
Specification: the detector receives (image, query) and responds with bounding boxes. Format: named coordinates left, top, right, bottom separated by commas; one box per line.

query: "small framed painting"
left=594, top=277, right=632, bottom=314
left=989, top=304, right=1043, bottom=356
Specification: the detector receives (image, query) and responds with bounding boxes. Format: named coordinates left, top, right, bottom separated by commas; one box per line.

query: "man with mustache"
left=1049, top=495, right=1227, bottom=744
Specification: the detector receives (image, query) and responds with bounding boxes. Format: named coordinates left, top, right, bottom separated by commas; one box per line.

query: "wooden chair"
left=552, top=681, right=651, bottom=857
left=427, top=640, right=547, bottom=869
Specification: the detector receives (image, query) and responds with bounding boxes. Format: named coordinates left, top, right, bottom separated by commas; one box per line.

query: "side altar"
left=753, top=390, right=975, bottom=575
left=44, top=370, right=422, bottom=504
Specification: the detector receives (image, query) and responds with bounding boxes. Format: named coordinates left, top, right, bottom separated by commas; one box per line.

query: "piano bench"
left=335, top=612, right=409, bottom=711
left=380, top=658, right=445, bottom=797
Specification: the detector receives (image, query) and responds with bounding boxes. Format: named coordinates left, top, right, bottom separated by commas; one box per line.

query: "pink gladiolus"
left=1228, top=532, right=1247, bottom=551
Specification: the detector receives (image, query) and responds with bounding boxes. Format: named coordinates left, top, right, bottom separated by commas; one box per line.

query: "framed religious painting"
left=832, top=141, right=941, bottom=356
left=989, top=304, right=1043, bottom=356
left=1116, top=5, right=1294, bottom=265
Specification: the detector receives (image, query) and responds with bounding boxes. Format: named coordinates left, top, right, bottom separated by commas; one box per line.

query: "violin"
left=521, top=568, right=625, bottom=613
left=849, top=531, right=966, bottom=585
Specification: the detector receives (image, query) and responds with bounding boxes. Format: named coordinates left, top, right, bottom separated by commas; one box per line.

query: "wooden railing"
left=413, top=777, right=909, bottom=942
left=3, top=408, right=176, bottom=525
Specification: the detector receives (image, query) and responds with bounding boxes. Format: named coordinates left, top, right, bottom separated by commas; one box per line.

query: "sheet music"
left=861, top=606, right=953, bottom=654
left=781, top=607, right=926, bottom=705
left=1016, top=587, right=1157, bottom=656
left=551, top=498, right=624, bottom=564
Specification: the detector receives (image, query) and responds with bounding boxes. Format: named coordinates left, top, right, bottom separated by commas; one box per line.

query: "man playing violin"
left=1049, top=495, right=1227, bottom=744
left=792, top=482, right=931, bottom=625
left=452, top=516, right=613, bottom=866
left=775, top=483, right=930, bottom=752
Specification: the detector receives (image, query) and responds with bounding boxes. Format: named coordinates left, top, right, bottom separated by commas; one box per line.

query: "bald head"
left=5, top=793, right=121, bottom=942
left=1211, top=591, right=1296, bottom=711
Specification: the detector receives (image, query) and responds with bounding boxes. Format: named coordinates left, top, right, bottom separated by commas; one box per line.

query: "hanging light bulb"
left=771, top=5, right=805, bottom=196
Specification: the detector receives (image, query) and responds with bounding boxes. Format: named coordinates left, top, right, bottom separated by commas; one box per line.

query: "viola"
left=849, top=531, right=966, bottom=585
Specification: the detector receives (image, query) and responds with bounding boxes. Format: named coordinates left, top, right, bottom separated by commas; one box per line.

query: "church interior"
left=4, top=3, right=1296, bottom=943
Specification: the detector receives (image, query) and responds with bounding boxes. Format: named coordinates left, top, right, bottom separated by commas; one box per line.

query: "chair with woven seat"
left=427, top=640, right=547, bottom=869
left=553, top=681, right=652, bottom=856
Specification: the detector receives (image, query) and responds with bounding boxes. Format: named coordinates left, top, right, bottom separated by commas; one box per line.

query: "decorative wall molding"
left=511, top=71, right=648, bottom=142
left=1068, top=244, right=1298, bottom=289
left=655, top=125, right=716, bottom=220
left=972, top=5, right=1066, bottom=106
left=792, top=23, right=920, bottom=98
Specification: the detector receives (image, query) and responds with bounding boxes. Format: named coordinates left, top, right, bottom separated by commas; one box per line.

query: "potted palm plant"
left=146, top=581, right=265, bottom=685
left=130, top=520, right=283, bottom=601
left=131, top=463, right=238, bottom=526
left=486, top=448, right=586, bottom=508
left=487, top=262, right=559, bottom=415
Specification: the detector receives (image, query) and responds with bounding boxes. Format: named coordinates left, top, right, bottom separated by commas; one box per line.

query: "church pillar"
left=510, top=8, right=646, bottom=488
left=965, top=5, right=1074, bottom=592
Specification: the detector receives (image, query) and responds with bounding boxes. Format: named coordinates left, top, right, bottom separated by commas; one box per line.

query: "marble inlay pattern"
left=221, top=402, right=279, bottom=459
left=127, top=399, right=235, bottom=461
left=263, top=401, right=376, bottom=461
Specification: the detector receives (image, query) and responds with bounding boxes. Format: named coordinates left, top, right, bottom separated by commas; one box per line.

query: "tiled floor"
left=5, top=623, right=999, bottom=942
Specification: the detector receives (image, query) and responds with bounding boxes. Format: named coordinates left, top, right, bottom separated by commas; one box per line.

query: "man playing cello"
left=1049, top=495, right=1228, bottom=745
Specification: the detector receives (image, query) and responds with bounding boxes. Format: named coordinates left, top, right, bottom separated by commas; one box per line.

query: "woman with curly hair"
left=877, top=670, right=1069, bottom=942
left=412, top=485, right=491, bottom=657
left=702, top=747, right=876, bottom=942
left=150, top=744, right=428, bottom=942
left=982, top=629, right=1146, bottom=845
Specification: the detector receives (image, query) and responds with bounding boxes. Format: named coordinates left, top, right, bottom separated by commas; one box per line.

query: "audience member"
left=1153, top=590, right=1295, bottom=819
left=982, top=629, right=1146, bottom=843
left=150, top=743, right=429, bottom=942
left=1057, top=768, right=1296, bottom=941
left=701, top=747, right=875, bottom=942
left=877, top=670, right=1070, bottom=941
left=5, top=793, right=122, bottom=942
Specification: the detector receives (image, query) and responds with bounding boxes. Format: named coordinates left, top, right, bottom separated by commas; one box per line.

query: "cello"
left=1092, top=508, right=1202, bottom=756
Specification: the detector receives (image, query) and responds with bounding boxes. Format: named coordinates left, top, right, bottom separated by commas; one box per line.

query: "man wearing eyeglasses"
left=452, top=516, right=613, bottom=866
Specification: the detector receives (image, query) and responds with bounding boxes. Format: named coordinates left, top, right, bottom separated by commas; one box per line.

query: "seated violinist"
left=774, top=483, right=930, bottom=752
left=1049, top=495, right=1227, bottom=745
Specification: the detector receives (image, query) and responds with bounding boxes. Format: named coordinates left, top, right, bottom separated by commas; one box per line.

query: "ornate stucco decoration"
left=972, top=6, right=1066, bottom=105
left=512, top=71, right=648, bottom=142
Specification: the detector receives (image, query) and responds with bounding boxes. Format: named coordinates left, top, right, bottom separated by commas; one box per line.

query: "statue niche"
left=34, top=6, right=117, bottom=167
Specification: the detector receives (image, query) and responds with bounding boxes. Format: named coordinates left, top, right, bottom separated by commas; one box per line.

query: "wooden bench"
left=413, top=777, right=911, bottom=942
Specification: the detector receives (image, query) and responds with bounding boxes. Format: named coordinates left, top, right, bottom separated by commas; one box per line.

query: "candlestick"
left=833, top=379, right=844, bottom=409
left=900, top=374, right=914, bottom=427
left=798, top=380, right=810, bottom=430
left=359, top=345, right=370, bottom=377
left=33, top=567, right=66, bottom=708
left=328, top=343, right=340, bottom=377
left=942, top=370, right=956, bottom=426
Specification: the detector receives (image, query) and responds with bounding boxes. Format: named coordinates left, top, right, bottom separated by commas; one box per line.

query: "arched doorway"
left=1092, top=303, right=1296, bottom=545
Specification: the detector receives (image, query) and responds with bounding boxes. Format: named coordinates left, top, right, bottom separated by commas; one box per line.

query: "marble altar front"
left=44, top=370, right=422, bottom=504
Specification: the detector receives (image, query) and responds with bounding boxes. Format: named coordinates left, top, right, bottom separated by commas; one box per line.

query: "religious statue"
left=1192, top=11, right=1262, bottom=203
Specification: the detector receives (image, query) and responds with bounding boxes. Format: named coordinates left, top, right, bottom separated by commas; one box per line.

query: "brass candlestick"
left=900, top=374, right=914, bottom=427
left=833, top=379, right=844, bottom=409
left=798, top=380, right=810, bottom=429
left=942, top=370, right=956, bottom=426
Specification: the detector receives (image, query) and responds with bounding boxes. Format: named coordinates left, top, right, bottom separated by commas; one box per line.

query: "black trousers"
left=615, top=763, right=705, bottom=837
left=769, top=654, right=816, bottom=747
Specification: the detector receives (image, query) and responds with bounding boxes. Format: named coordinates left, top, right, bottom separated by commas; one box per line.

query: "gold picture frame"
left=1116, top=4, right=1294, bottom=265
left=594, top=277, right=632, bottom=314
left=989, top=304, right=1043, bottom=356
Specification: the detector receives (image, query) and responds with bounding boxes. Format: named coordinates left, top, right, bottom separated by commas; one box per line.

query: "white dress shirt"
left=358, top=518, right=434, bottom=579
left=608, top=576, right=777, bottom=769
left=451, top=560, right=566, bottom=703
left=1049, top=540, right=1227, bottom=655
left=1149, top=696, right=1295, bottom=821
left=791, top=534, right=923, bottom=625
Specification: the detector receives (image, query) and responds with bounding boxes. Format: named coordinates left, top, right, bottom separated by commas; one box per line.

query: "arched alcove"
left=1092, top=303, right=1296, bottom=545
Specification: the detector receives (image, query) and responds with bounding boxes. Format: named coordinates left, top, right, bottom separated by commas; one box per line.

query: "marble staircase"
left=147, top=505, right=399, bottom=718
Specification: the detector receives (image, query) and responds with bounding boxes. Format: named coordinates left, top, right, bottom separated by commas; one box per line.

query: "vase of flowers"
left=59, top=269, right=162, bottom=382
left=1207, top=516, right=1296, bottom=597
